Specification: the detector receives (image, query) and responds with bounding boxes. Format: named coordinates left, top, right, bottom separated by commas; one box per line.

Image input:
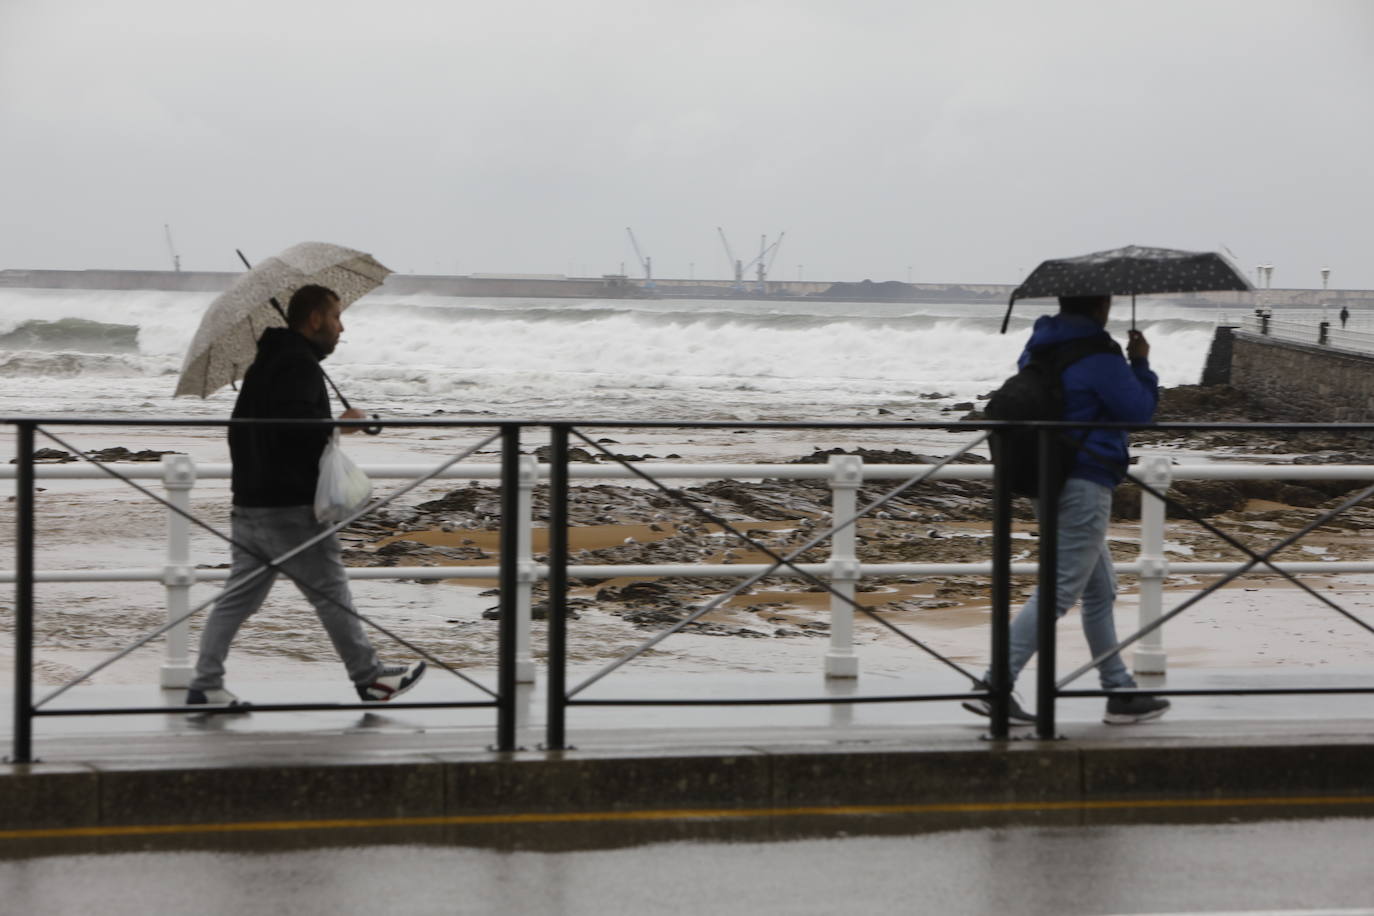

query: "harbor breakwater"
left=7, top=268, right=1373, bottom=307
left=0, top=268, right=1006, bottom=301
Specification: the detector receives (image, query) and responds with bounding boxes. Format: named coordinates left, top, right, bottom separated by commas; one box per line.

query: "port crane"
left=717, top=228, right=784, bottom=289
left=624, top=227, right=653, bottom=287
left=163, top=224, right=181, bottom=272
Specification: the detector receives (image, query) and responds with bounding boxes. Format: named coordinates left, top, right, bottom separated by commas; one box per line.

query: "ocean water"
left=0, top=289, right=1230, bottom=422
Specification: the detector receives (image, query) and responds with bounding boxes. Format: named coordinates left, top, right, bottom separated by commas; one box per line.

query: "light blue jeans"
left=998, top=476, right=1136, bottom=691
left=190, top=505, right=381, bottom=691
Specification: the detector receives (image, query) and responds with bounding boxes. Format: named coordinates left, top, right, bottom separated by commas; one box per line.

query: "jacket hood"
left=1023, top=313, right=1111, bottom=354
left=257, top=326, right=324, bottom=361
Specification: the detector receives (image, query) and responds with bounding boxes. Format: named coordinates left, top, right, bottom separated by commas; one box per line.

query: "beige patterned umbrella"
left=175, top=241, right=392, bottom=398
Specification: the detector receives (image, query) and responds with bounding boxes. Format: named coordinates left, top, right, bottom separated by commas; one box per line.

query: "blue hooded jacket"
left=1019, top=313, right=1159, bottom=489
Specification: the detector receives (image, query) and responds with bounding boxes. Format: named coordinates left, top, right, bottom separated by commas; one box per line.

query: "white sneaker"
left=185, top=687, right=250, bottom=713
left=357, top=660, right=427, bottom=702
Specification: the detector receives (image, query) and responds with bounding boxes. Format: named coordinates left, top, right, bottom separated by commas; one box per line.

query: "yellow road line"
left=3, top=795, right=1374, bottom=842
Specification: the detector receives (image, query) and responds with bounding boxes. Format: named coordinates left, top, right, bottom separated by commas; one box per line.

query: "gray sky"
left=3, top=0, right=1371, bottom=287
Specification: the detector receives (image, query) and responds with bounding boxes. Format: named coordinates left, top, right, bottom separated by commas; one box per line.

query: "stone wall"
left=1230, top=331, right=1374, bottom=421
left=1200, top=325, right=1237, bottom=386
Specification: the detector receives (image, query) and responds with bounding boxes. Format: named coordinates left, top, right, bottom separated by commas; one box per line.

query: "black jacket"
left=229, top=327, right=332, bottom=506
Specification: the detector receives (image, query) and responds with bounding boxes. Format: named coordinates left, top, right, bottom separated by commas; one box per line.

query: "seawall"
left=1227, top=329, right=1374, bottom=421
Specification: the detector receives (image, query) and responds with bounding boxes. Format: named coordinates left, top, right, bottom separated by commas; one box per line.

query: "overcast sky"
left=2, top=0, right=1370, bottom=287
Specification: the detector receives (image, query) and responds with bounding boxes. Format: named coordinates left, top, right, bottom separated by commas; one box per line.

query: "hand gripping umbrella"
left=175, top=242, right=392, bottom=419
left=999, top=245, right=1252, bottom=333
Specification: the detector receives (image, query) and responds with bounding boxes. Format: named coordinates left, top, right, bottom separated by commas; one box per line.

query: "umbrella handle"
left=363, top=413, right=383, bottom=437
left=999, top=293, right=1016, bottom=334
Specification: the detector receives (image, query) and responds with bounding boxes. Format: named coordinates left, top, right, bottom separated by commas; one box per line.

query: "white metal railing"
left=1242, top=313, right=1374, bottom=354
left=3, top=453, right=1373, bottom=687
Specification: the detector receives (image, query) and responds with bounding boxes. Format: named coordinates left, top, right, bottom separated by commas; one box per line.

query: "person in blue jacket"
left=965, top=294, right=1171, bottom=725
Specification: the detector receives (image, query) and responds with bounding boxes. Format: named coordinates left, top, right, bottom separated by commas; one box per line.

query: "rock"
left=19, top=448, right=72, bottom=463
left=376, top=540, right=423, bottom=557
left=596, top=581, right=672, bottom=602
left=16, top=446, right=178, bottom=464
left=533, top=445, right=595, bottom=463
left=620, top=606, right=685, bottom=626
left=88, top=446, right=179, bottom=462
left=414, top=488, right=489, bottom=514
left=1113, top=479, right=1246, bottom=519
left=790, top=447, right=985, bottom=466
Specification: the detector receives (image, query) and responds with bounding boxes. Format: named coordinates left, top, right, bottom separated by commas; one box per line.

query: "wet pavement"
left=5, top=666, right=1374, bottom=762
left=3, top=815, right=1373, bottom=915
left=4, top=665, right=1373, bottom=896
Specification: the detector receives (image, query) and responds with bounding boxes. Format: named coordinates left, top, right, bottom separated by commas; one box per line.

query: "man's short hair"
left=286, top=284, right=340, bottom=329
left=1058, top=294, right=1111, bottom=316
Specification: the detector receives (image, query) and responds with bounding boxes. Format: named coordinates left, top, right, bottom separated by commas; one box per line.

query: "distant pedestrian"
left=964, top=294, right=1170, bottom=726
left=186, top=284, right=426, bottom=709
left=1340, top=306, right=1350, bottom=329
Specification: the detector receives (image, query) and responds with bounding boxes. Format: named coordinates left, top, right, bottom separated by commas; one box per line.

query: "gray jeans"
left=190, top=505, right=381, bottom=691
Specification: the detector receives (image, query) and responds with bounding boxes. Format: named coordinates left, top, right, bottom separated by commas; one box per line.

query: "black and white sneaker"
left=357, top=660, right=427, bottom=702
left=961, top=695, right=1037, bottom=725
left=1103, top=693, right=1170, bottom=725
left=185, top=687, right=251, bottom=713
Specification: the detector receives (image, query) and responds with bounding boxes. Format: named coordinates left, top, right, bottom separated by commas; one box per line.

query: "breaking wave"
left=0, top=286, right=1225, bottom=418
left=0, top=317, right=140, bottom=353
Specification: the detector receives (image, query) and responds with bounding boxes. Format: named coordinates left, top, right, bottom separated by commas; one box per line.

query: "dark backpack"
left=984, top=336, right=1122, bottom=497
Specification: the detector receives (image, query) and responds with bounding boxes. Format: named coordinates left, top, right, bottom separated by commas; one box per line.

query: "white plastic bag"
left=314, top=431, right=372, bottom=523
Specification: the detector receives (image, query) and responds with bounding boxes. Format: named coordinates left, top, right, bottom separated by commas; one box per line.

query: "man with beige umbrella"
left=177, top=245, right=426, bottom=709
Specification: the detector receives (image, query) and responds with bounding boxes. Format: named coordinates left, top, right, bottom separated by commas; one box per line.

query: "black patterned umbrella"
left=1000, top=245, right=1252, bottom=332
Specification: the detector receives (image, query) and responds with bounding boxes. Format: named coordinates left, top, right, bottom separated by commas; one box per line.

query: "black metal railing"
left=6, top=416, right=1374, bottom=763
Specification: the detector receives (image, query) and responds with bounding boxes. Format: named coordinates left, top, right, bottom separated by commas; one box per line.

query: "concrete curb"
left=4, top=739, right=1374, bottom=832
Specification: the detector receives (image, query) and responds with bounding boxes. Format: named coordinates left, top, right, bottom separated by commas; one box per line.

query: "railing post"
left=1134, top=454, right=1171, bottom=675
left=988, top=431, right=1013, bottom=739
left=825, top=454, right=862, bottom=678
left=9, top=422, right=35, bottom=763
left=514, top=454, right=538, bottom=684
left=496, top=424, right=520, bottom=751
left=1035, top=428, right=1059, bottom=739
left=1319, top=321, right=1330, bottom=346
left=544, top=424, right=570, bottom=750
left=160, top=454, right=197, bottom=689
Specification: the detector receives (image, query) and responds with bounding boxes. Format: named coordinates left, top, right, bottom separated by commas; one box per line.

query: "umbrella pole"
left=1131, top=293, right=1137, bottom=330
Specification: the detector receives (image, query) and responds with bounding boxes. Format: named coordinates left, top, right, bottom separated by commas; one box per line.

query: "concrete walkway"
left=2, top=667, right=1372, bottom=839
